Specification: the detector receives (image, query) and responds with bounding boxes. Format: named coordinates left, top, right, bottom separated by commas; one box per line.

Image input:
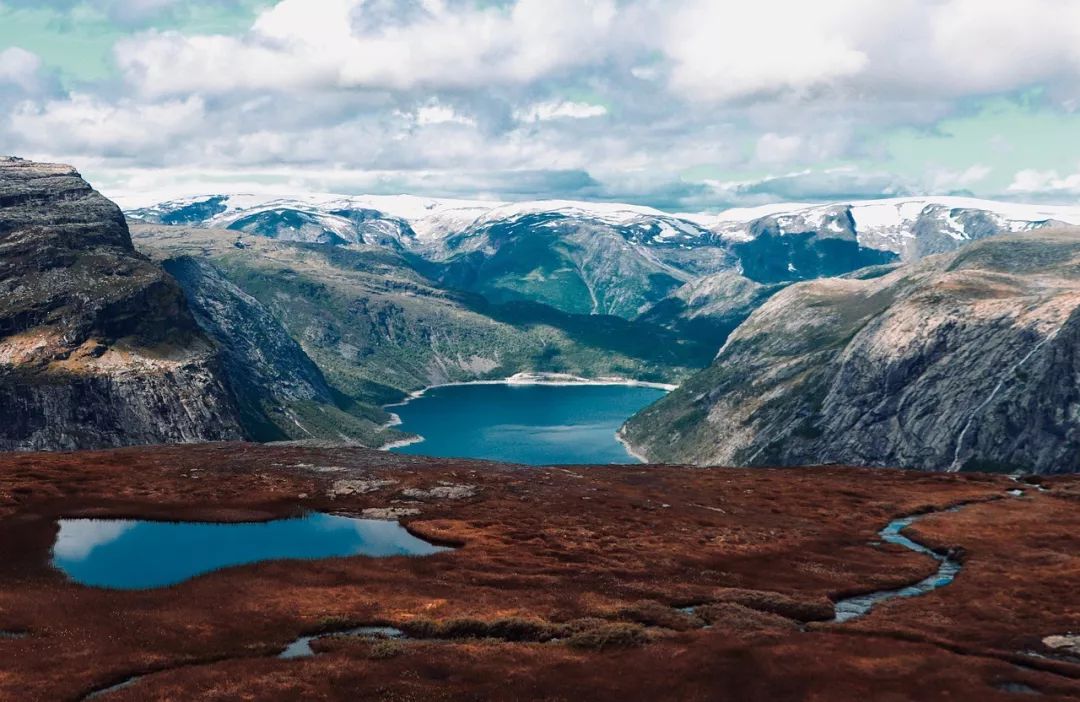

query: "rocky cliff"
left=623, top=229, right=1080, bottom=474
left=0, top=157, right=243, bottom=450
left=159, top=255, right=405, bottom=445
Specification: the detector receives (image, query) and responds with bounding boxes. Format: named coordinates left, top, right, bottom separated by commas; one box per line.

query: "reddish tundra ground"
left=0, top=443, right=1078, bottom=701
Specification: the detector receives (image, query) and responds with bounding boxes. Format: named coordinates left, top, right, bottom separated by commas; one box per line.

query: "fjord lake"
left=388, top=383, right=668, bottom=465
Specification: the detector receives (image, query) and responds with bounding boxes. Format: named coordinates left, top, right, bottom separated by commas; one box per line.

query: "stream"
left=833, top=485, right=1035, bottom=623
left=832, top=509, right=965, bottom=622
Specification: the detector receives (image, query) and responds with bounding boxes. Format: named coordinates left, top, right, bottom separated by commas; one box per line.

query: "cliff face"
left=160, top=255, right=404, bottom=445
left=623, top=229, right=1080, bottom=474
left=0, top=157, right=243, bottom=450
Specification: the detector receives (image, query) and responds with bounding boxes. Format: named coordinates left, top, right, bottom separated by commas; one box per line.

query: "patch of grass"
left=565, top=622, right=649, bottom=651
left=694, top=603, right=798, bottom=633
left=314, top=616, right=356, bottom=633
left=368, top=640, right=405, bottom=660
left=617, top=601, right=703, bottom=631
left=713, top=590, right=835, bottom=623
left=402, top=617, right=560, bottom=642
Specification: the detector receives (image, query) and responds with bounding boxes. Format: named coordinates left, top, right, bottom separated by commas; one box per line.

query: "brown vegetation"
left=0, top=443, right=1077, bottom=700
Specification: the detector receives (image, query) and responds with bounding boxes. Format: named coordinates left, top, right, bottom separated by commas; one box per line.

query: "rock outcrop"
left=0, top=157, right=243, bottom=450
left=623, top=229, right=1080, bottom=474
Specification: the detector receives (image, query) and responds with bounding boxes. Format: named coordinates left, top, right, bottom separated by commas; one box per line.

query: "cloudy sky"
left=2, top=0, right=1080, bottom=210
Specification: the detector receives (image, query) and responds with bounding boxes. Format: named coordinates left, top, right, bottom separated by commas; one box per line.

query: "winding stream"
left=832, top=486, right=1036, bottom=623
left=832, top=509, right=965, bottom=622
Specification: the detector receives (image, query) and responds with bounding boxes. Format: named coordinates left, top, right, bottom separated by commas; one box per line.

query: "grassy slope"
left=134, top=225, right=710, bottom=444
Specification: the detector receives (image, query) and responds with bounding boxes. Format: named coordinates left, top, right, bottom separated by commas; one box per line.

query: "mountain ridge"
left=622, top=227, right=1080, bottom=474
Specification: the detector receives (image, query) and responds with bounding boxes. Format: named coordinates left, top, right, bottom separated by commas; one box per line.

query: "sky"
left=2, top=0, right=1080, bottom=211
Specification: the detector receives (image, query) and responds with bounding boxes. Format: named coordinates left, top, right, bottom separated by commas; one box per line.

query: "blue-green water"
left=51, top=513, right=450, bottom=590
left=389, top=383, right=668, bottom=465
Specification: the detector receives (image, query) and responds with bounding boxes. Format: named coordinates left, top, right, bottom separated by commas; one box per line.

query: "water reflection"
left=52, top=513, right=450, bottom=590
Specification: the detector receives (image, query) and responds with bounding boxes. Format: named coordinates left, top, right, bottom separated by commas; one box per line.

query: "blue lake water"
left=51, top=513, right=450, bottom=590
left=388, top=383, right=668, bottom=465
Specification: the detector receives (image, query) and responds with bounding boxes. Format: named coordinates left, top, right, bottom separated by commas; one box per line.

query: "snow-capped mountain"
left=125, top=193, right=504, bottom=248
left=683, top=196, right=1080, bottom=260
left=129, top=193, right=1080, bottom=257
left=125, top=193, right=714, bottom=248
left=126, top=193, right=1080, bottom=317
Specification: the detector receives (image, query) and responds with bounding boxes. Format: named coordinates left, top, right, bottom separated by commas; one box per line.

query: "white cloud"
left=661, top=0, right=1080, bottom=103
left=0, top=47, right=43, bottom=92
left=754, top=133, right=803, bottom=164
left=1008, top=168, right=1080, bottom=195
left=515, top=101, right=608, bottom=122
left=9, top=93, right=206, bottom=155
left=663, top=0, right=868, bottom=102
left=925, top=0, right=1080, bottom=95
left=414, top=101, right=476, bottom=127
left=929, top=164, right=992, bottom=192
left=115, top=0, right=619, bottom=96
left=8, top=0, right=1080, bottom=209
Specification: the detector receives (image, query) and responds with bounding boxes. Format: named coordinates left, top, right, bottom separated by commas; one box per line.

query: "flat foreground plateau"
left=0, top=444, right=1078, bottom=701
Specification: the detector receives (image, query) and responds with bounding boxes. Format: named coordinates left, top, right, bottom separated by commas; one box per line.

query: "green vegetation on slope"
left=135, top=224, right=710, bottom=445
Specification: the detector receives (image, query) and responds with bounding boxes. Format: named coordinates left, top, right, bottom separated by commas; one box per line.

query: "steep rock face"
left=623, top=229, right=1080, bottom=474
left=160, top=255, right=402, bottom=444
left=731, top=210, right=898, bottom=284
left=0, top=157, right=243, bottom=450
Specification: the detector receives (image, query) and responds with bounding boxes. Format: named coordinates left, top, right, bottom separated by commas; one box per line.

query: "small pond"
left=52, top=513, right=450, bottom=590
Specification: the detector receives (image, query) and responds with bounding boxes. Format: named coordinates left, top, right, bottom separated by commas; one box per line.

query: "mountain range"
left=5, top=157, right=1080, bottom=472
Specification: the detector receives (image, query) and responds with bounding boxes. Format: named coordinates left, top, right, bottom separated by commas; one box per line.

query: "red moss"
left=0, top=443, right=1076, bottom=700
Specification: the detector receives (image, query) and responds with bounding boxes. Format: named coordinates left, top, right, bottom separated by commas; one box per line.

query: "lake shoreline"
left=378, top=373, right=675, bottom=455
left=615, top=428, right=650, bottom=464
left=378, top=435, right=426, bottom=451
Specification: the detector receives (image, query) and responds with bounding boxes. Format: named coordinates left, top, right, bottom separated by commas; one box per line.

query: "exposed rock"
left=624, top=229, right=1080, bottom=474
left=1043, top=634, right=1080, bottom=655
left=329, top=478, right=398, bottom=498
left=0, top=157, right=243, bottom=450
left=401, top=484, right=477, bottom=500
left=361, top=506, right=421, bottom=520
